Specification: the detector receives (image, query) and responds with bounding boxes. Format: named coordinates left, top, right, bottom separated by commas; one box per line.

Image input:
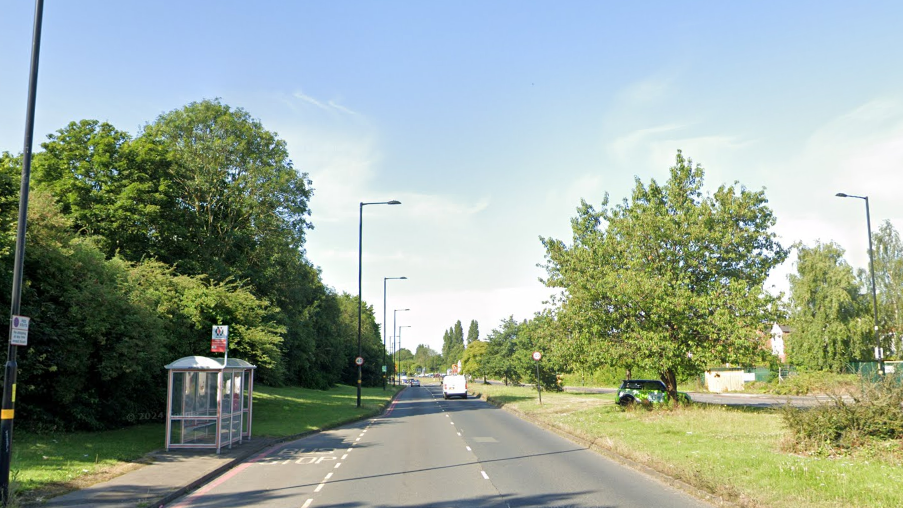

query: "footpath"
left=23, top=436, right=283, bottom=508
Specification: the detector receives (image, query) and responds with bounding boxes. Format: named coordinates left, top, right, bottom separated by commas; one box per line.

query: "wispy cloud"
left=292, top=90, right=359, bottom=116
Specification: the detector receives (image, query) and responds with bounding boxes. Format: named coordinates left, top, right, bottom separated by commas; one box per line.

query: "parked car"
left=442, top=375, right=468, bottom=399
left=615, top=379, right=690, bottom=406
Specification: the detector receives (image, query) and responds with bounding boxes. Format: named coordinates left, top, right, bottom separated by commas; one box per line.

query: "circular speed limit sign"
left=532, top=351, right=542, bottom=361
left=355, top=356, right=364, bottom=366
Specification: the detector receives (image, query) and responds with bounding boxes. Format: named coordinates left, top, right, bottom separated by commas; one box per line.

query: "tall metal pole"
left=356, top=200, right=401, bottom=407
left=2, top=1, right=44, bottom=503
left=836, top=192, right=885, bottom=376
left=357, top=203, right=363, bottom=407
left=863, top=197, right=885, bottom=375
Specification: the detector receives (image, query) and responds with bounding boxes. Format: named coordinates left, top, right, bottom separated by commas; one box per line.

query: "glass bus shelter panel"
left=170, top=418, right=217, bottom=445
left=171, top=371, right=219, bottom=417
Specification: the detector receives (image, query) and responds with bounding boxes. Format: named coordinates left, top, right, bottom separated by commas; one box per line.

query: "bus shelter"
left=164, top=356, right=256, bottom=453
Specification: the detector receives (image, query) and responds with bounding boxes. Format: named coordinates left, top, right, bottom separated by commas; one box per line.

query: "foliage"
left=787, top=241, right=872, bottom=372
left=461, top=339, right=489, bottom=380
left=873, top=220, right=903, bottom=358
left=466, top=319, right=479, bottom=344
left=782, top=375, right=903, bottom=454
left=484, top=316, right=529, bottom=385
left=441, top=320, right=466, bottom=364
left=541, top=151, right=787, bottom=400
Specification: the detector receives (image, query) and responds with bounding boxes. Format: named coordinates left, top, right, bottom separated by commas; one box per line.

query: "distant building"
left=769, top=323, right=791, bottom=363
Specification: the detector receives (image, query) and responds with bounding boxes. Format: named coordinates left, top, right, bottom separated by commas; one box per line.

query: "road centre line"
left=314, top=483, right=324, bottom=492
left=334, top=463, right=342, bottom=469
left=481, top=471, right=490, bottom=480
left=466, top=446, right=472, bottom=451
left=325, top=473, right=333, bottom=480
left=341, top=454, right=348, bottom=460
left=302, top=499, right=313, bottom=508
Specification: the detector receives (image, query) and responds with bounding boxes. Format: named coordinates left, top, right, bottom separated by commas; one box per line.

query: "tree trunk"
left=660, top=369, right=679, bottom=403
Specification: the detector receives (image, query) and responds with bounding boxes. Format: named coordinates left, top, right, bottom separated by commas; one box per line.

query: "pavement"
left=23, top=436, right=286, bottom=508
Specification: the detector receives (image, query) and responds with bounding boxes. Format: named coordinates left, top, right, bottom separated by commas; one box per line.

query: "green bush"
left=782, top=375, right=903, bottom=454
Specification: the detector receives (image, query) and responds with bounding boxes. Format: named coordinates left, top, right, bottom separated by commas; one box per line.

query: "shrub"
left=782, top=375, right=903, bottom=454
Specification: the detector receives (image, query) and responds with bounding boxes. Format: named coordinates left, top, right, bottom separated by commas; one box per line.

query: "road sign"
left=532, top=351, right=542, bottom=361
left=355, top=356, right=364, bottom=366
left=10, top=315, right=29, bottom=346
left=211, top=325, right=229, bottom=353
left=451, top=364, right=458, bottom=375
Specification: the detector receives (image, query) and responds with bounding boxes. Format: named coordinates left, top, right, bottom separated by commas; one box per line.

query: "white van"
left=442, top=375, right=468, bottom=399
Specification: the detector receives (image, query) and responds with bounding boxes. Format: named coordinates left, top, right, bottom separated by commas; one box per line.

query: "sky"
left=2, top=1, right=903, bottom=358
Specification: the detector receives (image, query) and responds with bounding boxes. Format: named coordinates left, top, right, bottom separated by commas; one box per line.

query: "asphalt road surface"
left=167, top=384, right=712, bottom=508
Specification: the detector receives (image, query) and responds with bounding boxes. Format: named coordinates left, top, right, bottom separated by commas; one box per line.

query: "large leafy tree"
left=461, top=340, right=489, bottom=382
left=139, top=99, right=313, bottom=283
left=542, top=151, right=787, bottom=400
left=788, top=242, right=872, bottom=371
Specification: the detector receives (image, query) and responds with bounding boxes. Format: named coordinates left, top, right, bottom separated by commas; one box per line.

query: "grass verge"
left=470, top=382, right=903, bottom=508
left=10, top=384, right=401, bottom=503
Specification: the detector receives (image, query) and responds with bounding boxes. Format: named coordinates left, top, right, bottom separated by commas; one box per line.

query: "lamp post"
left=398, top=325, right=412, bottom=383
left=357, top=200, right=401, bottom=407
left=393, top=308, right=409, bottom=385
left=383, top=277, right=407, bottom=390
left=1, top=2, right=44, bottom=504
left=835, top=192, right=884, bottom=375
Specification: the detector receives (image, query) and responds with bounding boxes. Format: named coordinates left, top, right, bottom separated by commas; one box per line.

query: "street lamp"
left=393, top=308, right=409, bottom=385
left=398, top=325, right=412, bottom=383
left=835, top=192, right=884, bottom=375
left=357, top=200, right=401, bottom=407
left=383, top=276, right=407, bottom=390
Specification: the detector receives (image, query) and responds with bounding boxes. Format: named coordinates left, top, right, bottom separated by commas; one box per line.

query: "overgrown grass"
left=9, top=384, right=400, bottom=501
left=471, top=383, right=903, bottom=508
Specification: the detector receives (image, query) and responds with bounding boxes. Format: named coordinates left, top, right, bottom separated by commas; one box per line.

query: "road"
left=167, top=383, right=713, bottom=508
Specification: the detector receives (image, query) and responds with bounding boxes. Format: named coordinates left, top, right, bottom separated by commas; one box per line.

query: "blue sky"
left=3, top=1, right=903, bottom=356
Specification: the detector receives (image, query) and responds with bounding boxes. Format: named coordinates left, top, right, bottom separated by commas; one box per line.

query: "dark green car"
left=616, top=379, right=691, bottom=405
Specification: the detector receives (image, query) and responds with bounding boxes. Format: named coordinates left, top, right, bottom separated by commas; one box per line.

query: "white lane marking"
left=450, top=422, right=454, bottom=425
left=347, top=448, right=353, bottom=452
left=355, top=437, right=361, bottom=442
left=481, top=471, right=490, bottom=480
left=341, top=454, right=348, bottom=460
left=445, top=414, right=449, bottom=418
left=314, top=483, right=324, bottom=492
left=302, top=499, right=313, bottom=508
left=335, top=463, right=342, bottom=469
left=325, top=473, right=333, bottom=480
left=457, top=432, right=461, bottom=436
left=466, top=446, right=472, bottom=451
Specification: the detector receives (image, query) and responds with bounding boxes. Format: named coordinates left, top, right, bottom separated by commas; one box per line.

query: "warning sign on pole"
left=10, top=315, right=29, bottom=346
left=211, top=325, right=229, bottom=353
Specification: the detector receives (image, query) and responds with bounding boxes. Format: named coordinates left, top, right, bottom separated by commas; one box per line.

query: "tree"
left=139, top=99, right=313, bottom=283
left=541, top=151, right=787, bottom=400
left=788, top=242, right=872, bottom=372
left=467, top=320, right=479, bottom=344
left=873, top=220, right=903, bottom=357
left=485, top=316, right=525, bottom=385
left=461, top=340, right=489, bottom=382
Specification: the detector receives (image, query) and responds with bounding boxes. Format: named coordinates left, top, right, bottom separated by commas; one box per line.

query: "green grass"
left=9, top=384, right=401, bottom=499
left=471, top=383, right=903, bottom=508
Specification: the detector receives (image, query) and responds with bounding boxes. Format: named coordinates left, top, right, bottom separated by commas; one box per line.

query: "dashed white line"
left=325, top=473, right=333, bottom=480
left=334, top=463, right=342, bottom=469
left=466, top=446, right=472, bottom=451
left=341, top=454, right=348, bottom=460
left=355, top=437, right=361, bottom=442
left=481, top=471, right=490, bottom=480
left=314, top=483, right=324, bottom=493
left=302, top=499, right=313, bottom=508
left=457, top=432, right=461, bottom=436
